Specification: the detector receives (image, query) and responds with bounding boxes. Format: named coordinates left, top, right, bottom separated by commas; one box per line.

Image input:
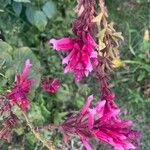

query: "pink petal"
left=79, top=134, right=93, bottom=150
left=87, top=34, right=98, bottom=48
left=22, top=59, right=32, bottom=81
left=101, top=109, right=120, bottom=122
left=94, top=130, right=114, bottom=144
left=88, top=108, right=96, bottom=128
left=50, top=38, right=74, bottom=51
left=113, top=120, right=133, bottom=128
left=90, top=51, right=97, bottom=58
left=96, top=100, right=106, bottom=118
left=62, top=48, right=77, bottom=64
left=85, top=59, right=93, bottom=73
left=80, top=95, right=94, bottom=115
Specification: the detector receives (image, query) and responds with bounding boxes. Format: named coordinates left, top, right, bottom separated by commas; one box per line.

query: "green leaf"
left=12, top=2, right=22, bottom=16
left=42, top=1, right=56, bottom=19
left=25, top=7, right=35, bottom=24
left=26, top=133, right=36, bottom=146
left=0, top=41, right=13, bottom=53
left=28, top=103, right=45, bottom=125
left=0, top=42, right=13, bottom=69
left=13, top=0, right=30, bottom=3
left=0, top=0, right=11, bottom=8
left=33, top=10, right=47, bottom=31
left=39, top=95, right=50, bottom=119
left=0, top=52, right=12, bottom=68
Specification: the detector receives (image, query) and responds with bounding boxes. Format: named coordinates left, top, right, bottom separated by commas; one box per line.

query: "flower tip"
left=101, top=100, right=106, bottom=105
left=127, top=120, right=133, bottom=126
left=49, top=39, right=57, bottom=50
left=88, top=95, right=94, bottom=100
left=25, top=59, right=32, bottom=67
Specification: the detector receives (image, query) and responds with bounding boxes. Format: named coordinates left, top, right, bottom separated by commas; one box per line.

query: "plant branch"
left=21, top=110, right=56, bottom=150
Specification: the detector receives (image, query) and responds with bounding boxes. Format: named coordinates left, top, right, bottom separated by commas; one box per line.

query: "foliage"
left=0, top=0, right=149, bottom=150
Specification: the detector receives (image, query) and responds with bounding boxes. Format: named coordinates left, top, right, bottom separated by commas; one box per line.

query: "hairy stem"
left=21, top=110, right=56, bottom=150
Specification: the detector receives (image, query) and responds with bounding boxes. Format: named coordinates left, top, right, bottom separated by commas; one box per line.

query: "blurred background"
left=0, top=0, right=149, bottom=150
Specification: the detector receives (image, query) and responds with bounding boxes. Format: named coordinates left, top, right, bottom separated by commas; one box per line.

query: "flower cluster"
left=60, top=95, right=141, bottom=150
left=50, top=0, right=97, bottom=81
left=8, top=59, right=34, bottom=111
left=0, top=113, right=19, bottom=142
left=48, top=0, right=141, bottom=149
left=42, top=78, right=60, bottom=94
left=50, top=34, right=98, bottom=81
left=0, top=0, right=141, bottom=149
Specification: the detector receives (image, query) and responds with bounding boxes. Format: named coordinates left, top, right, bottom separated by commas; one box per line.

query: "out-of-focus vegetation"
left=0, top=0, right=149, bottom=149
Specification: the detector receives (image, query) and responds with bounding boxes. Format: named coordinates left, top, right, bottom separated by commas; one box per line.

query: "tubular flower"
left=8, top=59, right=34, bottom=111
left=42, top=78, right=60, bottom=94
left=50, top=0, right=98, bottom=81
left=60, top=95, right=141, bottom=150
left=50, top=34, right=98, bottom=81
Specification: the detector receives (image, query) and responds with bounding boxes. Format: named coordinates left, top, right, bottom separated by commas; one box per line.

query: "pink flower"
left=50, top=34, right=98, bottom=81
left=42, top=78, right=60, bottom=94
left=50, top=38, right=74, bottom=51
left=60, top=95, right=141, bottom=150
left=8, top=59, right=34, bottom=111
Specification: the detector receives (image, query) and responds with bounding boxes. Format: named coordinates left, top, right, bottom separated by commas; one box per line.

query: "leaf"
left=0, top=41, right=13, bottom=53
left=12, top=2, right=22, bottom=16
left=28, top=103, right=45, bottom=124
left=143, top=29, right=149, bottom=41
left=0, top=42, right=13, bottom=69
left=92, top=12, right=103, bottom=23
left=0, top=9, right=4, bottom=12
left=112, top=58, right=125, bottom=68
left=25, top=7, right=35, bottom=24
left=97, top=29, right=106, bottom=41
left=0, top=0, right=11, bottom=8
left=33, top=10, right=47, bottom=31
left=0, top=52, right=12, bottom=68
left=99, top=39, right=106, bottom=50
left=112, top=32, right=124, bottom=41
left=13, top=0, right=30, bottom=3
left=42, top=1, right=56, bottom=19
left=97, top=29, right=106, bottom=50
left=39, top=95, right=50, bottom=118
left=137, top=71, right=146, bottom=81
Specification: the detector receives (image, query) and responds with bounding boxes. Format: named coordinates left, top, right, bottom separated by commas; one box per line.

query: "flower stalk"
left=21, top=109, right=56, bottom=150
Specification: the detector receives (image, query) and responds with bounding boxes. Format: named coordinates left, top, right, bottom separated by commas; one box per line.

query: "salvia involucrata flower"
left=60, top=95, right=141, bottom=150
left=50, top=0, right=98, bottom=81
left=42, top=78, right=60, bottom=94
left=8, top=59, right=34, bottom=111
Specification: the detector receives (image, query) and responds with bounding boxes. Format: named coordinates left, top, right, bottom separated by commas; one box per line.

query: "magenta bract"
left=8, top=59, right=34, bottom=111
left=60, top=95, right=141, bottom=150
left=42, top=78, right=60, bottom=94
left=50, top=34, right=98, bottom=81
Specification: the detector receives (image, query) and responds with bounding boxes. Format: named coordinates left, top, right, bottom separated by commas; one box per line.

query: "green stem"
left=21, top=110, right=56, bottom=150
left=124, top=60, right=146, bottom=66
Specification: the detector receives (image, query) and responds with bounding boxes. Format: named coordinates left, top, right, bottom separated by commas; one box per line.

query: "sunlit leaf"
left=33, top=11, right=47, bottom=31
left=13, top=0, right=30, bottom=3
left=42, top=1, right=56, bottom=19
left=12, top=2, right=22, bottom=16
left=25, top=7, right=34, bottom=24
